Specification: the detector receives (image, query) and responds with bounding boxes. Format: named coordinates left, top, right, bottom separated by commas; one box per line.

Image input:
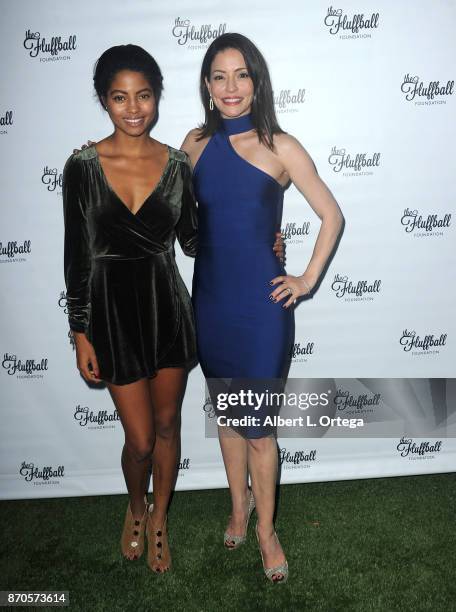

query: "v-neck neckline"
left=94, top=145, right=171, bottom=217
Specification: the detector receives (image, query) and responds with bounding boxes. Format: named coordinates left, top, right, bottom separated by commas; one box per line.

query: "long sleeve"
left=175, top=157, right=198, bottom=257
left=62, top=155, right=92, bottom=333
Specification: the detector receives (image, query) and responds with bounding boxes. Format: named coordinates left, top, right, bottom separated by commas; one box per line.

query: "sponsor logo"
left=279, top=447, right=317, bottom=469
left=290, top=341, right=315, bottom=363
left=58, top=291, right=68, bottom=314
left=328, top=146, right=380, bottom=176
left=0, top=110, right=13, bottom=135
left=401, top=208, right=451, bottom=238
left=334, top=388, right=380, bottom=415
left=178, top=458, right=190, bottom=472
left=203, top=394, right=215, bottom=418
left=281, top=221, right=311, bottom=244
left=58, top=292, right=75, bottom=349
left=331, top=274, right=381, bottom=301
left=42, top=166, right=62, bottom=194
left=74, top=405, right=119, bottom=430
left=2, top=353, right=48, bottom=379
left=396, top=437, right=442, bottom=460
left=401, top=74, right=454, bottom=105
left=0, top=240, right=31, bottom=264
left=324, top=7, right=379, bottom=38
left=274, top=88, right=306, bottom=114
left=172, top=18, right=226, bottom=49
left=399, top=330, right=447, bottom=356
left=19, top=461, right=64, bottom=485
left=23, top=29, right=76, bottom=62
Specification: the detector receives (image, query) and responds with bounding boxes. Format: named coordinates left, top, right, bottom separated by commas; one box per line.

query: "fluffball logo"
left=399, top=330, right=447, bottom=355
left=58, top=292, right=76, bottom=349
left=172, top=18, right=226, bottom=48
left=0, top=240, right=31, bottom=264
left=328, top=146, right=380, bottom=176
left=281, top=221, right=310, bottom=244
left=274, top=89, right=306, bottom=114
left=401, top=74, right=454, bottom=104
left=178, top=458, right=190, bottom=472
left=0, top=110, right=13, bottom=135
left=23, top=29, right=76, bottom=61
left=401, top=208, right=451, bottom=237
left=74, top=405, right=119, bottom=429
left=324, top=7, right=379, bottom=38
left=42, top=166, right=63, bottom=193
left=290, top=341, right=315, bottom=362
left=20, top=461, right=64, bottom=485
left=334, top=388, right=380, bottom=414
left=279, top=447, right=317, bottom=469
left=396, top=437, right=442, bottom=459
left=2, top=353, right=48, bottom=378
left=331, top=274, right=381, bottom=301
left=58, top=291, right=68, bottom=314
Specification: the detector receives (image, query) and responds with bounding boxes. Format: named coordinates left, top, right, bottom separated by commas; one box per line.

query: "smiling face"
left=205, top=48, right=254, bottom=119
left=103, top=69, right=156, bottom=136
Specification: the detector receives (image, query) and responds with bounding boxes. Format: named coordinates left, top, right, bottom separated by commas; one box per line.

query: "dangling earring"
left=209, top=96, right=214, bottom=111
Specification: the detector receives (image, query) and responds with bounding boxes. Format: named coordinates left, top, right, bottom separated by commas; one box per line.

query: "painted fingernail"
left=269, top=281, right=274, bottom=285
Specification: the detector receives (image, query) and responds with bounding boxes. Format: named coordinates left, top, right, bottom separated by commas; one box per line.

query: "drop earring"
left=209, top=96, right=214, bottom=111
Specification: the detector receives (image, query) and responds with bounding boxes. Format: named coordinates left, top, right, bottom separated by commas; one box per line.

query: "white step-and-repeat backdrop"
left=1, top=0, right=455, bottom=499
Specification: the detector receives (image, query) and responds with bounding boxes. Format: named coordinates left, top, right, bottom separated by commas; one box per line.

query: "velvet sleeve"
left=175, top=157, right=198, bottom=258
left=62, top=155, right=92, bottom=334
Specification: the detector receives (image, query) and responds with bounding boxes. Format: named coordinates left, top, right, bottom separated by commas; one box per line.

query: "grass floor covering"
left=1, top=473, right=455, bottom=612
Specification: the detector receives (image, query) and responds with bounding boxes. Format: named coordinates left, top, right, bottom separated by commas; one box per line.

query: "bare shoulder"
left=181, top=127, right=211, bottom=169
left=273, top=132, right=315, bottom=171
left=181, top=127, right=208, bottom=153
left=274, top=132, right=309, bottom=156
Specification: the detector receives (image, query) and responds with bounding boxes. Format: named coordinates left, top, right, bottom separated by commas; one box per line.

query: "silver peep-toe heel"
left=255, top=522, right=289, bottom=584
left=224, top=488, right=255, bottom=549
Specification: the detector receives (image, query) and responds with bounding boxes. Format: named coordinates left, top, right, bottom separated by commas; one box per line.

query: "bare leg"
left=248, top=436, right=286, bottom=580
left=108, top=378, right=154, bottom=559
left=218, top=426, right=249, bottom=546
left=148, top=367, right=186, bottom=523
left=147, top=367, right=187, bottom=572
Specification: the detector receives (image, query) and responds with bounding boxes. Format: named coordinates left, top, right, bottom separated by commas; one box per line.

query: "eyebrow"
left=211, top=67, right=248, bottom=73
left=109, top=88, right=152, bottom=94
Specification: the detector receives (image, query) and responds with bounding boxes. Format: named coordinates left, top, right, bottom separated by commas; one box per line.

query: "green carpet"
left=1, top=474, right=455, bottom=611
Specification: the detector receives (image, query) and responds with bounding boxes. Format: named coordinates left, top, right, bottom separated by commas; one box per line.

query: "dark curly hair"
left=93, top=44, right=163, bottom=109
left=198, top=33, right=283, bottom=150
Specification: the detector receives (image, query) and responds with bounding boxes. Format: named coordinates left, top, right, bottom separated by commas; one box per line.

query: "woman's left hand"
left=269, top=274, right=312, bottom=308
left=272, top=231, right=285, bottom=262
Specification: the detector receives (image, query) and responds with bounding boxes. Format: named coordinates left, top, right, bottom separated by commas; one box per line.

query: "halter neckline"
left=221, top=113, right=254, bottom=136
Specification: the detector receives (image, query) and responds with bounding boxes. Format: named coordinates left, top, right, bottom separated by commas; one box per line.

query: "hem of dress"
left=100, top=357, right=199, bottom=386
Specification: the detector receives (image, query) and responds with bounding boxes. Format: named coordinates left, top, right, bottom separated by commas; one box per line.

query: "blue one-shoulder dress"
left=192, top=114, right=294, bottom=437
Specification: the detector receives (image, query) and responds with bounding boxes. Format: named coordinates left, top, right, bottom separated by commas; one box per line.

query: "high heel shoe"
left=120, top=495, right=148, bottom=560
left=224, top=488, right=255, bottom=549
left=146, top=504, right=172, bottom=573
left=255, top=522, right=289, bottom=584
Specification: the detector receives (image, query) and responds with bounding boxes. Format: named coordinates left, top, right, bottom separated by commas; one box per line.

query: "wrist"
left=299, top=274, right=315, bottom=292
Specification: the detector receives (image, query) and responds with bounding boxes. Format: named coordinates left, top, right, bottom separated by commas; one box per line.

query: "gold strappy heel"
left=224, top=488, right=255, bottom=549
left=120, top=495, right=148, bottom=560
left=146, top=504, right=172, bottom=573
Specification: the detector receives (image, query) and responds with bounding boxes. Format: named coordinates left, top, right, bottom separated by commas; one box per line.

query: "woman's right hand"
left=73, top=332, right=102, bottom=383
left=73, top=140, right=97, bottom=154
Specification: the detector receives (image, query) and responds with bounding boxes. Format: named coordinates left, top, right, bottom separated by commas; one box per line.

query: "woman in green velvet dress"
left=63, top=45, right=198, bottom=573
left=64, top=43, right=283, bottom=575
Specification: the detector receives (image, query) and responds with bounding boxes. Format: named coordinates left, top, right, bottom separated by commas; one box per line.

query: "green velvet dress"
left=63, top=145, right=198, bottom=385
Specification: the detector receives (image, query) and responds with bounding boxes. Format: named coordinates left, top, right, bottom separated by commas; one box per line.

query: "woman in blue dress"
left=182, top=33, right=343, bottom=583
